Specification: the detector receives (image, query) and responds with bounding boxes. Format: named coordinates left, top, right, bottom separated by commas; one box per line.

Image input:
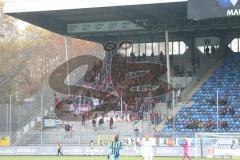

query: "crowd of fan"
left=185, top=120, right=228, bottom=131
left=54, top=51, right=181, bottom=136
left=184, top=96, right=236, bottom=131
left=57, top=64, right=159, bottom=118
left=129, top=50, right=203, bottom=77
left=129, top=50, right=161, bottom=62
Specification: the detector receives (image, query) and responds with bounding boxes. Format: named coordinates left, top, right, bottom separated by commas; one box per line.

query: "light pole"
left=9, top=95, right=12, bottom=137
left=165, top=30, right=171, bottom=89
left=18, top=104, right=20, bottom=130
left=40, top=91, right=43, bottom=145
left=120, top=91, right=123, bottom=114
left=217, top=90, right=219, bottom=133
left=64, top=36, right=70, bottom=95
left=6, top=104, right=8, bottom=135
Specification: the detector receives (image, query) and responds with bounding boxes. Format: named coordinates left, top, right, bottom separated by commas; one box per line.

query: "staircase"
left=182, top=58, right=224, bottom=102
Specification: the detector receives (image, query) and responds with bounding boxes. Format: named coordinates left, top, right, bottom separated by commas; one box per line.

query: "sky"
left=9, top=0, right=184, bottom=31
left=0, top=0, right=29, bottom=30
left=16, top=20, right=29, bottom=31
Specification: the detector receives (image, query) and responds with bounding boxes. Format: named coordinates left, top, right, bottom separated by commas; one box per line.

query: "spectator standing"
left=90, top=140, right=94, bottom=156
left=73, top=106, right=79, bottom=121
left=166, top=93, right=172, bottom=109
left=211, top=46, right=216, bottom=54
left=82, top=114, right=86, bottom=126
left=70, top=124, right=73, bottom=138
left=64, top=124, right=71, bottom=138
left=134, top=127, right=139, bottom=138
left=150, top=112, right=154, bottom=125
left=205, top=47, right=210, bottom=54
left=99, top=117, right=104, bottom=131
left=187, top=63, right=193, bottom=77
left=92, top=119, right=96, bottom=131
left=110, top=117, right=114, bottom=129
left=151, top=52, right=154, bottom=59
left=229, top=106, right=235, bottom=116
left=142, top=52, right=146, bottom=61
left=160, top=51, right=164, bottom=63
left=154, top=130, right=160, bottom=146
left=137, top=54, right=142, bottom=61
left=130, top=51, right=136, bottom=61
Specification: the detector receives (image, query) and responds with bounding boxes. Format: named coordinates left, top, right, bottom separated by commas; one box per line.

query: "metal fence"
left=11, top=130, right=137, bottom=146
left=0, top=86, right=54, bottom=139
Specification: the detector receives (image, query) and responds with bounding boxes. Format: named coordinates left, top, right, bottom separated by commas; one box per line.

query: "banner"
left=195, top=37, right=220, bottom=47
left=188, top=0, right=240, bottom=19
left=44, top=119, right=56, bottom=128
left=0, top=146, right=198, bottom=156
left=67, top=21, right=143, bottom=34
left=0, top=136, right=10, bottom=146
left=92, top=98, right=99, bottom=106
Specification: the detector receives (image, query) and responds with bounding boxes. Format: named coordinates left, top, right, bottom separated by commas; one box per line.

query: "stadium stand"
left=162, top=54, right=240, bottom=137
left=15, top=54, right=162, bottom=145
left=14, top=51, right=221, bottom=146
left=4, top=0, right=240, bottom=158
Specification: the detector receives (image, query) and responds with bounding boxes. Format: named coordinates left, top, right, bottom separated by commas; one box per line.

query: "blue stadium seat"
left=162, top=55, right=240, bottom=136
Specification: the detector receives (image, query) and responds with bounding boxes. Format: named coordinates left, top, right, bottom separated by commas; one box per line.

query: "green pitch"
left=0, top=156, right=239, bottom=160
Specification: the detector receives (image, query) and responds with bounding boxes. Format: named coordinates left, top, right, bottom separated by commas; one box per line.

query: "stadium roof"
left=4, top=0, right=240, bottom=43
left=4, top=0, right=187, bottom=12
